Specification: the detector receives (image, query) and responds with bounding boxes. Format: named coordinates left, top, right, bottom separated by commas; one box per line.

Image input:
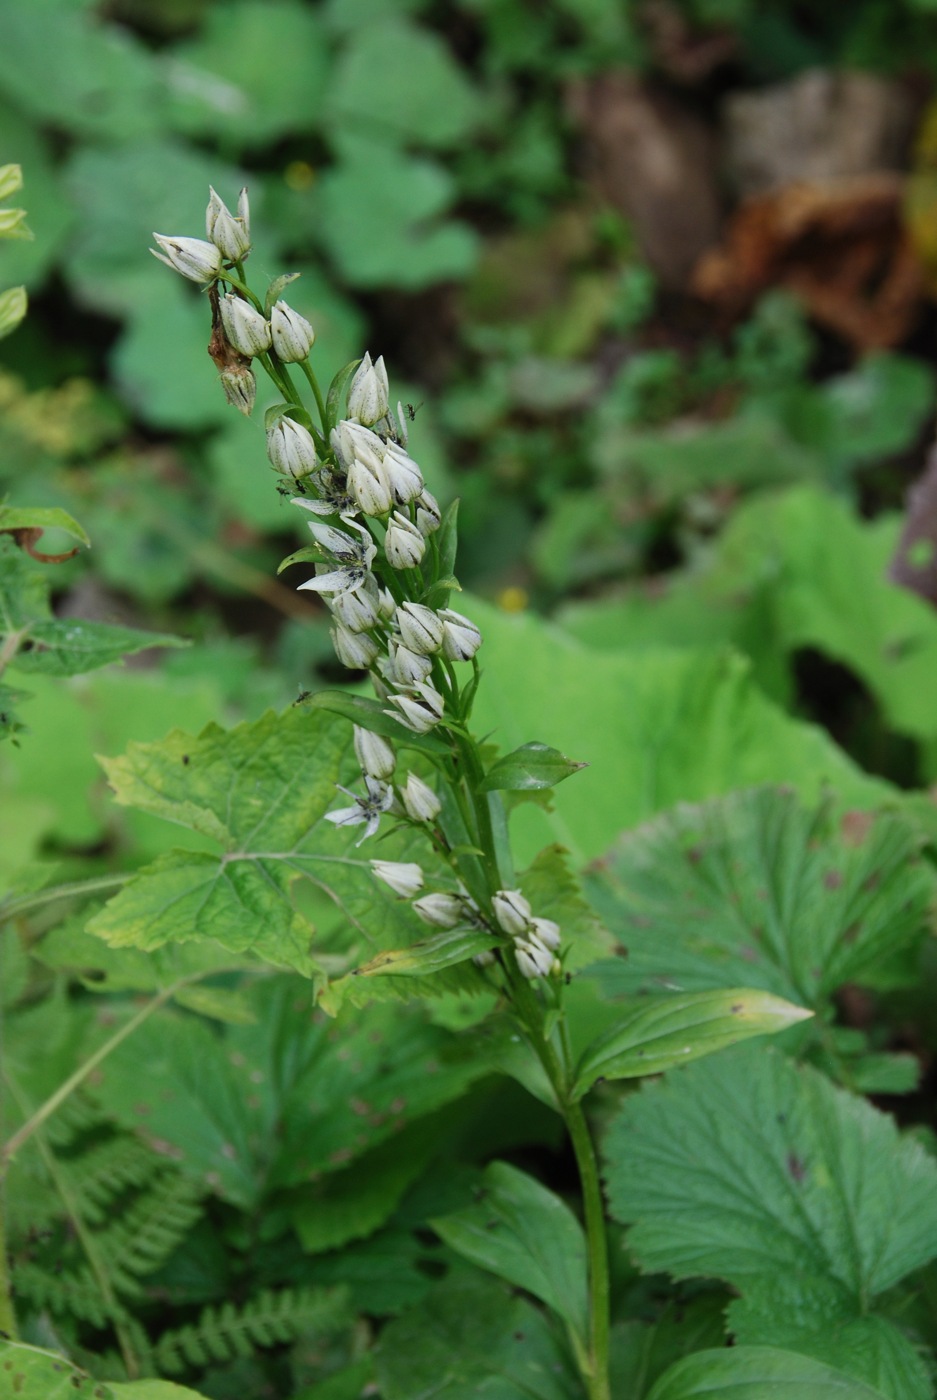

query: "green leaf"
left=646, top=1346, right=891, bottom=1400
left=112, top=1385, right=211, bottom=1400
left=0, top=504, right=89, bottom=547
left=480, top=740, right=587, bottom=792
left=304, top=689, right=451, bottom=756
left=88, top=706, right=442, bottom=975
left=467, top=596, right=890, bottom=869
left=351, top=926, right=500, bottom=979
left=0, top=679, right=29, bottom=741
left=0, top=1341, right=115, bottom=1399
left=583, top=788, right=934, bottom=1006
left=325, top=18, right=482, bottom=149
left=262, top=270, right=301, bottom=318
left=518, top=843, right=612, bottom=971
left=375, top=1267, right=580, bottom=1400
left=325, top=357, right=361, bottom=431
left=0, top=283, right=26, bottom=337
left=604, top=1044, right=937, bottom=1311
left=14, top=619, right=187, bottom=676
left=572, top=988, right=812, bottom=1098
left=431, top=1161, right=589, bottom=1361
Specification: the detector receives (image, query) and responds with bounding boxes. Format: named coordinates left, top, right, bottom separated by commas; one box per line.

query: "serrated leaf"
left=0, top=504, right=89, bottom=547
left=480, top=740, right=587, bottom=792
left=573, top=988, right=812, bottom=1098
left=646, top=1346, right=891, bottom=1400
left=88, top=706, right=444, bottom=975
left=604, top=1044, right=937, bottom=1311
left=518, top=843, right=611, bottom=971
left=352, top=926, right=499, bottom=978
left=0, top=1341, right=115, bottom=1399
left=584, top=788, right=933, bottom=1007
left=431, top=1161, right=589, bottom=1361
left=14, top=618, right=187, bottom=676
left=304, top=688, right=451, bottom=756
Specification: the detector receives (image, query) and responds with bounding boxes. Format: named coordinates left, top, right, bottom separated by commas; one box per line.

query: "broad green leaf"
left=647, top=1346, right=891, bottom=1400
left=604, top=1044, right=937, bottom=1309
left=468, top=596, right=890, bottom=869
left=88, top=705, right=445, bottom=975
left=167, top=0, right=329, bottom=145
left=431, top=1161, right=589, bottom=1360
left=583, top=788, right=934, bottom=1006
left=375, top=1266, right=580, bottom=1400
left=0, top=504, right=89, bottom=547
left=479, top=740, right=587, bottom=792
left=13, top=618, right=187, bottom=676
left=518, top=842, right=612, bottom=971
left=93, top=978, right=488, bottom=1210
left=572, top=988, right=812, bottom=1098
left=0, top=1341, right=115, bottom=1399
left=304, top=688, right=451, bottom=756
left=325, top=18, right=482, bottom=149
left=609, top=1298, right=728, bottom=1400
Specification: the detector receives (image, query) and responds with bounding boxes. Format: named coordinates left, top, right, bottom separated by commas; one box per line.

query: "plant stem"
left=0, top=1198, right=16, bottom=1338
left=0, top=872, right=133, bottom=925
left=298, top=358, right=329, bottom=434
left=565, top=1098, right=611, bottom=1400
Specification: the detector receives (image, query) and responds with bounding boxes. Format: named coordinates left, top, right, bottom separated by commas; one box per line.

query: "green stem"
left=298, top=358, right=329, bottom=435
left=0, top=872, right=132, bottom=926
left=565, top=1098, right=611, bottom=1400
left=0, top=1197, right=16, bottom=1338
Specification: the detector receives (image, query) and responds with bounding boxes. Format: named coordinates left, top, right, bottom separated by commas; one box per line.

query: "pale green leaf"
left=0, top=283, right=26, bottom=336
left=14, top=619, right=187, bottom=676
left=647, top=1346, right=891, bottom=1400
left=431, top=1161, right=589, bottom=1359
left=573, top=988, right=812, bottom=1098
left=112, top=1384, right=210, bottom=1400
left=0, top=1341, right=115, bottom=1399
left=0, top=504, right=89, bottom=547
left=584, top=788, right=933, bottom=1006
left=604, top=1044, right=937, bottom=1304
left=351, top=926, right=500, bottom=979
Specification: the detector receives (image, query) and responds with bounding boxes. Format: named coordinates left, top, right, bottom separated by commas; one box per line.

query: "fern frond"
left=153, top=1286, right=351, bottom=1374
left=97, top=1171, right=204, bottom=1290
left=11, top=1259, right=125, bottom=1329
left=69, top=1135, right=162, bottom=1224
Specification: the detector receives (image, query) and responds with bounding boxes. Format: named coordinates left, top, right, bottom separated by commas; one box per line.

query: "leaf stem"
left=0, top=872, right=133, bottom=925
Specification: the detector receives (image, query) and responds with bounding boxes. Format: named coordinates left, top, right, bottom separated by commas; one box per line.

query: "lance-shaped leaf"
left=431, top=1162, right=589, bottom=1365
left=572, top=988, right=812, bottom=1099
left=326, top=356, right=361, bottom=428
left=350, top=926, right=500, bottom=979
left=480, top=741, right=587, bottom=793
left=584, top=787, right=933, bottom=1008
left=647, top=1346, right=892, bottom=1400
left=0, top=504, right=90, bottom=548
left=88, top=706, right=447, bottom=977
left=303, top=689, right=451, bottom=756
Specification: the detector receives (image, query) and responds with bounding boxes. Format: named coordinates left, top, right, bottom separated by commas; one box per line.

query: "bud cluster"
left=492, top=889, right=561, bottom=979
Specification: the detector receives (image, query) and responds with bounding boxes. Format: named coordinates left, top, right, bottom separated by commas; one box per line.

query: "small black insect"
left=182, top=754, right=190, bottom=766
left=293, top=688, right=312, bottom=705
left=405, top=401, right=423, bottom=422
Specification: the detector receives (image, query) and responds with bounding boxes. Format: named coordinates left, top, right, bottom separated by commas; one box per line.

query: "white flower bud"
left=400, top=772, right=441, bottom=822
left=331, top=584, right=380, bottom=632
left=337, top=420, right=387, bottom=471
left=347, top=352, right=390, bottom=426
left=206, top=186, right=251, bottom=261
left=384, top=511, right=425, bottom=570
left=413, top=892, right=465, bottom=929
left=371, top=860, right=424, bottom=898
left=331, top=624, right=379, bottom=670
left=354, top=725, right=396, bottom=780
left=151, top=233, right=222, bottom=284
left=387, top=638, right=433, bottom=687
left=439, top=608, right=482, bottom=662
left=219, top=365, right=256, bottom=416
left=271, top=299, right=314, bottom=362
left=492, top=889, right=532, bottom=937
left=348, top=455, right=393, bottom=517
left=415, top=489, right=441, bottom=537
left=377, top=588, right=397, bottom=621
left=530, top=917, right=561, bottom=952
left=383, top=443, right=424, bottom=505
left=396, top=602, right=444, bottom=656
left=220, top=293, right=271, bottom=357
left=515, top=938, right=554, bottom=980
left=387, top=681, right=444, bottom=733
left=267, top=416, right=318, bottom=480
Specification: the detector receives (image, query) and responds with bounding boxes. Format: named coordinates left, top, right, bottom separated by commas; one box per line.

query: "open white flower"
left=324, top=776, right=394, bottom=845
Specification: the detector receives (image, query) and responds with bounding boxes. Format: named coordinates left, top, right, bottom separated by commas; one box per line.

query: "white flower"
left=415, top=489, right=441, bottom=536
left=205, top=186, right=251, bottom=261
left=333, top=420, right=387, bottom=474
left=492, top=890, right=532, bottom=937
left=515, top=937, right=554, bottom=979
left=151, top=233, right=222, bottom=284
left=297, top=520, right=376, bottom=598
left=354, top=725, right=396, bottom=780
left=371, top=860, right=424, bottom=898
left=307, top=519, right=369, bottom=564
left=395, top=602, right=444, bottom=656
left=384, top=511, right=425, bottom=570
left=383, top=443, right=424, bottom=505
left=347, top=352, right=390, bottom=426
left=439, top=608, right=482, bottom=662
left=330, top=582, right=380, bottom=632
left=331, top=624, right=379, bottom=670
left=325, top=776, right=393, bottom=845
left=220, top=293, right=271, bottom=357
left=387, top=638, right=433, bottom=687
left=400, top=772, right=441, bottom=822
left=291, top=471, right=357, bottom=520
left=386, top=680, right=444, bottom=733
left=347, top=454, right=393, bottom=517
left=267, top=416, right=318, bottom=480
left=530, top=917, right=561, bottom=952
left=413, top=892, right=465, bottom=929
left=219, top=365, right=256, bottom=416
left=271, top=299, right=314, bottom=362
